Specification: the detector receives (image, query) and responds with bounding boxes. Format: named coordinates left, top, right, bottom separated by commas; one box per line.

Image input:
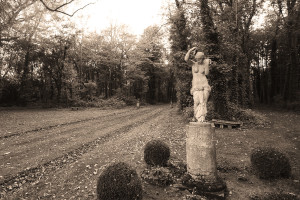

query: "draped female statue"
left=184, top=47, right=211, bottom=122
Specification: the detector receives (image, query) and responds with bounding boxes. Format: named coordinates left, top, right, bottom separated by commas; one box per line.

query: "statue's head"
left=195, top=52, right=205, bottom=61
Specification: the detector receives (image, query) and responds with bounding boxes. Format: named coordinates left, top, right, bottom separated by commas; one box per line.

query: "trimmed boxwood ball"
left=250, top=147, right=291, bottom=179
left=144, top=140, right=170, bottom=166
left=250, top=192, right=300, bottom=200
left=97, top=162, right=143, bottom=200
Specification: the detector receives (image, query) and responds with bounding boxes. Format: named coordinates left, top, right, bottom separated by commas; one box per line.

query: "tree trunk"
left=19, top=49, right=31, bottom=105
left=199, top=0, right=231, bottom=118
left=199, top=0, right=220, bottom=56
left=270, top=37, right=278, bottom=101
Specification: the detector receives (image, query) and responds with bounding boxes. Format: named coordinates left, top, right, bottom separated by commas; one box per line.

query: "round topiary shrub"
left=144, top=140, right=170, bottom=166
left=97, top=162, right=143, bottom=200
left=250, top=192, right=300, bottom=200
left=250, top=147, right=291, bottom=179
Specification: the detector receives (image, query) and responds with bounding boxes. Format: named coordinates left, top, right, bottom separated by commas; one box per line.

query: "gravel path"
left=0, top=105, right=176, bottom=199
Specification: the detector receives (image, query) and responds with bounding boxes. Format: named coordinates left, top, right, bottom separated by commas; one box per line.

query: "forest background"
left=0, top=0, right=299, bottom=120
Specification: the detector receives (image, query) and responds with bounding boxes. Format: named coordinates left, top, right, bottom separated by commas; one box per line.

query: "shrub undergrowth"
left=71, top=96, right=127, bottom=108
left=182, top=101, right=270, bottom=127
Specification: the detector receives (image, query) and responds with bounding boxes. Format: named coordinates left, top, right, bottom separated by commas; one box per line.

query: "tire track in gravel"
left=0, top=106, right=165, bottom=197
left=0, top=108, right=135, bottom=140
left=1, top=107, right=152, bottom=147
left=12, top=107, right=173, bottom=199
left=0, top=107, right=153, bottom=179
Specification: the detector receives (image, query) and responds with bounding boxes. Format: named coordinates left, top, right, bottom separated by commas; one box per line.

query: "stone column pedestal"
left=184, top=122, right=227, bottom=195
left=186, top=122, right=217, bottom=182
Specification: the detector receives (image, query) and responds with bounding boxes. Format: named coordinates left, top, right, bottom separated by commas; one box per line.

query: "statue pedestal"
left=186, top=122, right=217, bottom=181
left=184, top=122, right=227, bottom=196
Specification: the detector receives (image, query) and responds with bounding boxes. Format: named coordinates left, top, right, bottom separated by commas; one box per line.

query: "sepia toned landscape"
left=1, top=0, right=299, bottom=199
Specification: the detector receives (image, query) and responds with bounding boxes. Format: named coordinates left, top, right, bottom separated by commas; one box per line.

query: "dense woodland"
left=0, top=0, right=299, bottom=118
left=169, top=0, right=299, bottom=119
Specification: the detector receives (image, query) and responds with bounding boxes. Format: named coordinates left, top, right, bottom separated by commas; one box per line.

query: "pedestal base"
left=182, top=173, right=227, bottom=193
left=182, top=173, right=228, bottom=199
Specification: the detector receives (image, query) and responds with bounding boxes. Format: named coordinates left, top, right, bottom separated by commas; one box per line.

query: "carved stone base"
left=182, top=173, right=227, bottom=193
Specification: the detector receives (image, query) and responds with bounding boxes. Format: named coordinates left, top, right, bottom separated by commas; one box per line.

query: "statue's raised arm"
left=185, top=47, right=197, bottom=62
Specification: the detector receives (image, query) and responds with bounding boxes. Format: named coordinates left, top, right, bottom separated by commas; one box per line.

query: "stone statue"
left=185, top=47, right=211, bottom=122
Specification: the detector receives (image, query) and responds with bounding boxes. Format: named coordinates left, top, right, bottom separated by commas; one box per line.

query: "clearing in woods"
left=0, top=105, right=299, bottom=199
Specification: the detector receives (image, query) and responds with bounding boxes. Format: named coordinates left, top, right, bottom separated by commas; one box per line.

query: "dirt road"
left=0, top=105, right=187, bottom=199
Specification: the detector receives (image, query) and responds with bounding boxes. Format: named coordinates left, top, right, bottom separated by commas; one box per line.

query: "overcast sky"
left=71, top=0, right=168, bottom=35
left=69, top=0, right=267, bottom=36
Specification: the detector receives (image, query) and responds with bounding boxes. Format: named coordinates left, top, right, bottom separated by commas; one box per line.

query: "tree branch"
left=175, top=0, right=181, bottom=8
left=0, top=36, right=20, bottom=42
left=1, top=1, right=35, bottom=31
left=287, top=0, right=297, bottom=14
left=216, top=0, right=224, bottom=11
left=39, top=0, right=95, bottom=17
left=276, top=0, right=286, bottom=23
left=277, top=0, right=284, bottom=16
left=245, top=0, right=257, bottom=30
